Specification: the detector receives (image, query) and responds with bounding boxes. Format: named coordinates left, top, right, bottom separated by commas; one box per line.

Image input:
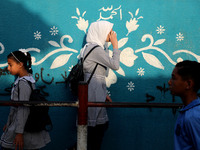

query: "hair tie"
left=19, top=49, right=28, bottom=56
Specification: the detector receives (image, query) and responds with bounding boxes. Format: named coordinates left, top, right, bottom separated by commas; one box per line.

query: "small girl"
left=0, top=51, right=51, bottom=150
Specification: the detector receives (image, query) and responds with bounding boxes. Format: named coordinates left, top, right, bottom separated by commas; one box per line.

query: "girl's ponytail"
left=26, top=52, right=33, bottom=74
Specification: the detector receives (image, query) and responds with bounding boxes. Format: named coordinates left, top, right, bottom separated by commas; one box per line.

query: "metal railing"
left=0, top=82, right=182, bottom=150
left=0, top=100, right=182, bottom=108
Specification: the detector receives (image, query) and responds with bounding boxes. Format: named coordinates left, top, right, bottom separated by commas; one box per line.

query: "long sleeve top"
left=83, top=44, right=121, bottom=127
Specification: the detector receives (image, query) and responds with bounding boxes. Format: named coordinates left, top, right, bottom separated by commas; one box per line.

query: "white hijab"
left=80, top=21, right=113, bottom=58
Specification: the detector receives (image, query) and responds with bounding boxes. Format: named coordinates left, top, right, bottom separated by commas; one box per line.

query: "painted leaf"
left=76, top=8, right=80, bottom=16
left=116, top=66, right=125, bottom=76
left=105, top=69, right=117, bottom=88
left=154, top=39, right=165, bottom=46
left=48, top=41, right=60, bottom=47
left=135, top=8, right=139, bottom=16
left=82, top=11, right=86, bottom=17
left=142, top=52, right=164, bottom=70
left=137, top=16, right=143, bottom=20
left=71, top=16, right=78, bottom=19
left=128, top=12, right=133, bottom=18
left=50, top=54, right=72, bottom=69
left=120, top=47, right=138, bottom=67
left=118, top=38, right=128, bottom=49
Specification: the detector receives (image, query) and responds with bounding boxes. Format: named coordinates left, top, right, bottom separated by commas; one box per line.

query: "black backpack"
left=18, top=80, right=53, bottom=133
left=66, top=45, right=99, bottom=96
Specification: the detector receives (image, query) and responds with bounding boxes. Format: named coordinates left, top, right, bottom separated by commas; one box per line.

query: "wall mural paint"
left=0, top=0, right=199, bottom=149
left=1, top=7, right=199, bottom=87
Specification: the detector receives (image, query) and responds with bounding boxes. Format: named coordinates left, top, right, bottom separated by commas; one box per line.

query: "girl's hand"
left=14, top=133, right=24, bottom=150
left=109, top=31, right=118, bottom=49
left=106, top=95, right=112, bottom=102
left=3, top=125, right=7, bottom=131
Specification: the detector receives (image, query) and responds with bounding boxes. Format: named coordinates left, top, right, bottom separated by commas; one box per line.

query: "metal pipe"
left=0, top=94, right=182, bottom=150
left=0, top=101, right=78, bottom=107
left=0, top=101, right=182, bottom=108
left=88, top=102, right=182, bottom=108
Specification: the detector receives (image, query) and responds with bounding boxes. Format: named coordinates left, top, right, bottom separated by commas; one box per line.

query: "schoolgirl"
left=0, top=51, right=51, bottom=150
left=81, top=21, right=121, bottom=150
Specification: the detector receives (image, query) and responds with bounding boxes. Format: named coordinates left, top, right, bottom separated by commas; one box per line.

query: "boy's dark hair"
left=176, top=60, right=200, bottom=92
left=7, top=51, right=33, bottom=74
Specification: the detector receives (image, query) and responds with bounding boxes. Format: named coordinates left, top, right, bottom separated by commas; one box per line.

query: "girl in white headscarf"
left=81, top=20, right=121, bottom=150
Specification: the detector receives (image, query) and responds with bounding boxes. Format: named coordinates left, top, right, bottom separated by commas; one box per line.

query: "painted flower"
left=127, top=81, right=135, bottom=91
left=50, top=26, right=59, bottom=36
left=71, top=8, right=89, bottom=33
left=34, top=31, right=41, bottom=40
left=126, top=9, right=143, bottom=36
left=137, top=67, right=145, bottom=76
left=76, top=17, right=88, bottom=33
left=156, top=25, right=165, bottom=35
left=126, top=18, right=139, bottom=36
left=120, top=47, right=138, bottom=67
left=176, top=32, right=184, bottom=41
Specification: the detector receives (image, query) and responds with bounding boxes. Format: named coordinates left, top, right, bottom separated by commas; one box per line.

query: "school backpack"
left=66, top=45, right=99, bottom=96
left=18, top=80, right=53, bottom=133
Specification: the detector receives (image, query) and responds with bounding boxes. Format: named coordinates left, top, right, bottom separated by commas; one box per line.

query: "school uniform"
left=0, top=75, right=50, bottom=150
left=80, top=20, right=121, bottom=150
left=83, top=44, right=121, bottom=127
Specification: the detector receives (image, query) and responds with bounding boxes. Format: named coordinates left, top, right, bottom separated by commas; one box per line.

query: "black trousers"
left=87, top=122, right=109, bottom=150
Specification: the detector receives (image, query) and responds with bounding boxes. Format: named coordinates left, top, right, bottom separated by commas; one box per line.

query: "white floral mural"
left=0, top=1, right=199, bottom=150
left=0, top=4, right=199, bottom=91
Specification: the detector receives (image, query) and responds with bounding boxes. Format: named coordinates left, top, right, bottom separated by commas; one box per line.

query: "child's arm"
left=106, top=95, right=112, bottom=102
left=14, top=133, right=24, bottom=150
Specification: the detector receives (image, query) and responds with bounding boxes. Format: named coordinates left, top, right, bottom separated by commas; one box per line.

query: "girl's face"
left=7, top=58, right=22, bottom=76
left=106, top=29, right=113, bottom=42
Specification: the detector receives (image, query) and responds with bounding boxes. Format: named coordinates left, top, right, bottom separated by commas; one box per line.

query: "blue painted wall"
left=0, top=0, right=199, bottom=149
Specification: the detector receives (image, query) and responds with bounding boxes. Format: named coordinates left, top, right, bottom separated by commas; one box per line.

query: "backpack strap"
left=83, top=45, right=99, bottom=61
left=82, top=45, right=100, bottom=84
left=87, top=63, right=98, bottom=84
left=17, top=79, right=33, bottom=101
left=25, top=80, right=33, bottom=91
